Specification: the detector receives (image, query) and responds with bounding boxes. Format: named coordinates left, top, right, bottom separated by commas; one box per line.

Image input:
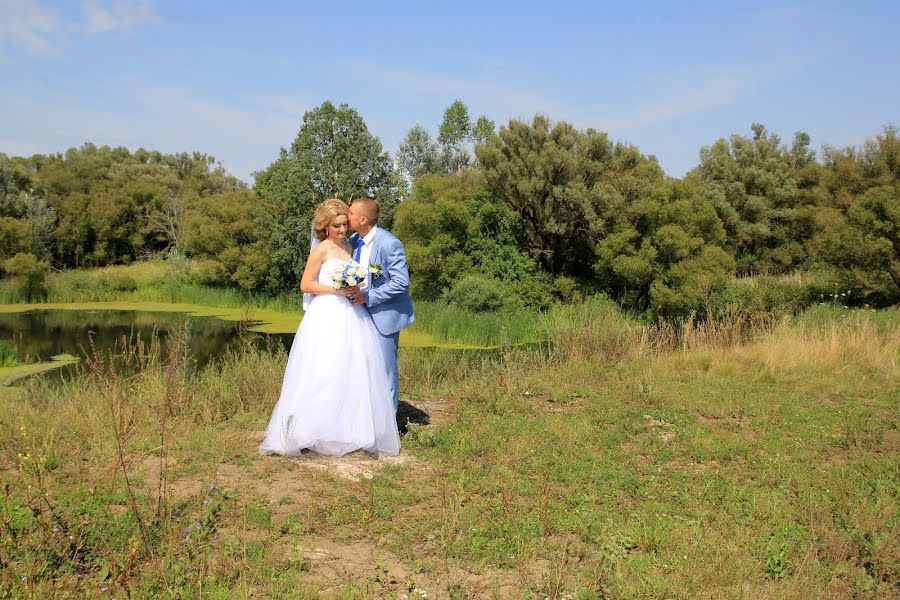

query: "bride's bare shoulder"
left=312, top=239, right=345, bottom=261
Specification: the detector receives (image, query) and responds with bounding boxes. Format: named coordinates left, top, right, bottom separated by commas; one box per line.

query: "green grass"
left=0, top=260, right=305, bottom=313
left=0, top=353, right=77, bottom=386
left=408, top=301, right=544, bottom=346
left=0, top=294, right=897, bottom=597
left=0, top=339, right=18, bottom=367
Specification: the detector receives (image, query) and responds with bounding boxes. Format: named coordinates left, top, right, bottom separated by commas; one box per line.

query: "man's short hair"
left=351, top=197, right=379, bottom=225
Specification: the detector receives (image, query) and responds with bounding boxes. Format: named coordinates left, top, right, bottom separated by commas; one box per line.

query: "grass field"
left=0, top=300, right=896, bottom=598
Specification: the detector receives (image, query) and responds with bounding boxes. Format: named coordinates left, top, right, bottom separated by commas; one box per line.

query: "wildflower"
left=209, top=482, right=216, bottom=490
left=21, top=576, right=28, bottom=583
left=185, top=526, right=191, bottom=533
left=101, top=586, right=108, bottom=592
left=52, top=527, right=60, bottom=533
left=202, top=499, right=210, bottom=506
left=195, top=522, right=202, bottom=530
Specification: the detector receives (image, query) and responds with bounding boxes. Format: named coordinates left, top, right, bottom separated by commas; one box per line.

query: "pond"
left=0, top=309, right=294, bottom=382
left=0, top=306, right=518, bottom=388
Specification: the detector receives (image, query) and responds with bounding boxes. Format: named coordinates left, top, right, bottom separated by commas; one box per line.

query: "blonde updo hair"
left=312, top=198, right=349, bottom=241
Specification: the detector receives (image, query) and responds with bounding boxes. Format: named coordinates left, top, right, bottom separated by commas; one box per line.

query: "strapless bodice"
left=317, top=257, right=346, bottom=286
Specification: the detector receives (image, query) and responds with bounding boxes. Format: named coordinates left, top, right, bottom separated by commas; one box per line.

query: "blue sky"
left=1, top=1, right=897, bottom=183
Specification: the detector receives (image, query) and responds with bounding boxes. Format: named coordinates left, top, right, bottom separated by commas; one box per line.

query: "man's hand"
left=351, top=290, right=366, bottom=305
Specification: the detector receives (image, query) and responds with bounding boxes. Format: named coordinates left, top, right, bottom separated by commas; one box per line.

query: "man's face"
left=348, top=205, right=365, bottom=231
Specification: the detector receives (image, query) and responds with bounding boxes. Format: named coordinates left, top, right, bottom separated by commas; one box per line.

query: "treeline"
left=399, top=118, right=899, bottom=317
left=1, top=100, right=897, bottom=317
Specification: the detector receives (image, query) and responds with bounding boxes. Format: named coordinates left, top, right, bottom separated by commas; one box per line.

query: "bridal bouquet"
left=331, top=259, right=368, bottom=289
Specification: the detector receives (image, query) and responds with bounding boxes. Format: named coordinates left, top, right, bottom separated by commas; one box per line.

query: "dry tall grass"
left=544, top=298, right=898, bottom=380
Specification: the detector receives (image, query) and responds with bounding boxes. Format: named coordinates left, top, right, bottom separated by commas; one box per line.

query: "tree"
left=0, top=153, right=33, bottom=218
left=1, top=252, right=48, bottom=301
left=697, top=124, right=804, bottom=274
left=438, top=100, right=471, bottom=173
left=594, top=179, right=734, bottom=317
left=471, top=115, right=496, bottom=146
left=393, top=171, right=548, bottom=307
left=254, top=101, right=398, bottom=292
left=146, top=193, right=188, bottom=255
left=810, top=126, right=900, bottom=305
left=476, top=114, right=664, bottom=278
left=0, top=217, right=29, bottom=260
left=184, top=189, right=270, bottom=291
left=23, top=193, right=56, bottom=262
left=15, top=144, right=245, bottom=268
left=396, top=123, right=441, bottom=185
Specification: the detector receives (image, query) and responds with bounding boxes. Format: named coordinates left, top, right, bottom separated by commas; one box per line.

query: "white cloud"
left=593, top=59, right=810, bottom=133
left=0, top=78, right=300, bottom=183
left=0, top=0, right=157, bottom=56
left=0, top=0, right=60, bottom=56
left=342, top=61, right=566, bottom=122
left=253, top=93, right=310, bottom=120
left=80, top=0, right=157, bottom=34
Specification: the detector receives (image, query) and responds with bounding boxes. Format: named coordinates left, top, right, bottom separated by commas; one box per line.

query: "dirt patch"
left=524, top=392, right=587, bottom=414
left=290, top=451, right=414, bottom=483
left=291, top=535, right=526, bottom=598
left=620, top=440, right=650, bottom=466
left=698, top=414, right=751, bottom=426
left=642, top=414, right=672, bottom=428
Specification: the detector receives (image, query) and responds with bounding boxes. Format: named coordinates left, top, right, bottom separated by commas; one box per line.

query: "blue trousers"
left=376, top=330, right=400, bottom=412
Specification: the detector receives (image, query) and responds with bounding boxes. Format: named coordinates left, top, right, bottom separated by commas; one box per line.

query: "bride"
left=258, top=199, right=400, bottom=457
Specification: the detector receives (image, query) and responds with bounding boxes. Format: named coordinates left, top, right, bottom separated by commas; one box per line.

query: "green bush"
left=445, top=275, right=503, bottom=312
left=551, top=275, right=584, bottom=304
left=103, top=272, right=138, bottom=293
left=188, top=258, right=229, bottom=286
left=0, top=339, right=18, bottom=367
left=508, top=275, right=553, bottom=311
left=1, top=252, right=48, bottom=302
left=710, top=273, right=829, bottom=318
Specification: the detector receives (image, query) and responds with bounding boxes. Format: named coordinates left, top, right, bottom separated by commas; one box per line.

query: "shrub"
left=188, top=258, right=229, bottom=286
left=103, top=272, right=138, bottom=293
left=551, top=275, right=584, bottom=304
left=508, top=275, right=553, bottom=311
left=445, top=275, right=503, bottom=312
left=0, top=339, right=18, bottom=367
left=1, top=252, right=48, bottom=302
left=710, top=272, right=830, bottom=318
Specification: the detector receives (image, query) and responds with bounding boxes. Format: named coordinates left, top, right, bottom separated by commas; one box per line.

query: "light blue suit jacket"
left=350, top=227, right=415, bottom=336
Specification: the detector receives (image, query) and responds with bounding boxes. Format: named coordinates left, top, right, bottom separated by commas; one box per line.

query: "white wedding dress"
left=259, top=257, right=400, bottom=457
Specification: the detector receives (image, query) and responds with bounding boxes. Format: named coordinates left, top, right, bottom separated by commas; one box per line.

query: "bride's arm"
left=299, top=247, right=342, bottom=296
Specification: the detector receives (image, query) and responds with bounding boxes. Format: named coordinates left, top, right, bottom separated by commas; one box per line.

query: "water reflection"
left=0, top=309, right=535, bottom=386
left=0, top=310, right=294, bottom=377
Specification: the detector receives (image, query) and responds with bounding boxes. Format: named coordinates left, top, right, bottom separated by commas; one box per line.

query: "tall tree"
left=697, top=123, right=804, bottom=274
left=254, top=101, right=398, bottom=292
left=476, top=114, right=664, bottom=278
left=470, top=115, right=496, bottom=146
left=23, top=193, right=56, bottom=262
left=811, top=125, right=900, bottom=305
left=396, top=123, right=441, bottom=184
left=438, top=100, right=471, bottom=173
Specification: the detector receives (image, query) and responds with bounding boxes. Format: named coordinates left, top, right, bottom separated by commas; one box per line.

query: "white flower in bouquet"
left=332, top=259, right=368, bottom=289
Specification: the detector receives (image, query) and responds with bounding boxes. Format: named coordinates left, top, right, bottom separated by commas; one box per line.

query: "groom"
left=348, top=197, right=415, bottom=413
